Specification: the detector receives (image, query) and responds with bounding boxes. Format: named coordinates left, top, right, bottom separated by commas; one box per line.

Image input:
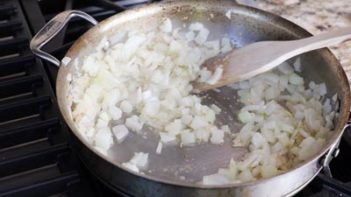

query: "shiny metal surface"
left=30, top=10, right=97, bottom=66
left=33, top=0, right=351, bottom=196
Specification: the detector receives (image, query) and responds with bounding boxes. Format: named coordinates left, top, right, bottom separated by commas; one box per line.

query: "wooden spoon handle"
left=194, top=27, right=351, bottom=92
left=289, top=27, right=351, bottom=54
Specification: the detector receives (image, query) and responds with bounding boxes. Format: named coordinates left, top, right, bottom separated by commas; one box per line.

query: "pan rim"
left=56, top=0, right=351, bottom=190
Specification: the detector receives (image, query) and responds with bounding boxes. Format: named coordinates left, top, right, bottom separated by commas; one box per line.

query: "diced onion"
left=206, top=66, right=223, bottom=85
left=122, top=152, right=149, bottom=173
left=156, top=141, right=163, bottom=154
left=112, top=124, right=129, bottom=143
left=125, top=115, right=143, bottom=132
left=94, top=127, right=113, bottom=153
left=203, top=173, right=231, bottom=185
left=62, top=56, right=71, bottom=66
left=203, top=61, right=335, bottom=184
left=68, top=17, right=335, bottom=183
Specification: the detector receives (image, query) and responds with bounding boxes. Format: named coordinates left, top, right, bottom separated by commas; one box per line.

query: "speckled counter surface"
left=238, top=0, right=351, bottom=84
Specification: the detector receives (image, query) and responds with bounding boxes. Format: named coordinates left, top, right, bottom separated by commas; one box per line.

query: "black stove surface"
left=0, top=0, right=350, bottom=196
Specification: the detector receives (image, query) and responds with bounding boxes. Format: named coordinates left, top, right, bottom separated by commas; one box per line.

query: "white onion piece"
left=108, top=106, right=122, bottom=121
left=125, top=115, right=143, bottom=132
left=180, top=130, right=196, bottom=146
left=288, top=73, right=303, bottom=85
left=160, top=132, right=177, bottom=144
left=190, top=116, right=208, bottom=130
left=130, top=152, right=149, bottom=169
left=332, top=94, right=338, bottom=102
left=62, top=56, right=71, bottom=66
left=120, top=100, right=133, bottom=114
left=122, top=152, right=149, bottom=173
left=202, top=173, right=231, bottom=185
left=210, top=128, right=224, bottom=144
left=66, top=73, right=72, bottom=82
left=122, top=162, right=139, bottom=173
left=319, top=83, right=327, bottom=96
left=206, top=66, right=223, bottom=85
left=293, top=57, right=301, bottom=72
left=156, top=141, right=163, bottom=154
left=159, top=18, right=172, bottom=33
left=94, top=127, right=113, bottom=153
left=96, top=36, right=109, bottom=51
left=225, top=11, right=232, bottom=19
left=112, top=124, right=129, bottom=143
left=277, top=62, right=294, bottom=74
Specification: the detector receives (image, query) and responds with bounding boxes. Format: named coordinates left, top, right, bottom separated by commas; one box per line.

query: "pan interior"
left=59, top=1, right=347, bottom=186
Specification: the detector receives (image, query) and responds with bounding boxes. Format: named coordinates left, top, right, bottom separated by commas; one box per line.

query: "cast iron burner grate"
left=0, top=0, right=351, bottom=196
left=0, top=0, right=96, bottom=196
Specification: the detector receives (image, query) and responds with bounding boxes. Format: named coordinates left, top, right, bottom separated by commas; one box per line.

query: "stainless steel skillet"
left=30, top=0, right=351, bottom=196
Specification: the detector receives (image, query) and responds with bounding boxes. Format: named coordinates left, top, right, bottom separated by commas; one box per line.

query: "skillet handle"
left=321, top=124, right=351, bottom=177
left=30, top=10, right=97, bottom=67
left=286, top=124, right=350, bottom=196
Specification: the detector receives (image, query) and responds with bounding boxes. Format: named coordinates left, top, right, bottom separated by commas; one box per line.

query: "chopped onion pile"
left=68, top=17, right=337, bottom=182
left=68, top=18, right=233, bottom=169
left=122, top=152, right=149, bottom=173
left=202, top=61, right=338, bottom=184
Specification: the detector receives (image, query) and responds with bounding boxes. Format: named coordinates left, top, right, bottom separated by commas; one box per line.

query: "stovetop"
left=0, top=0, right=351, bottom=196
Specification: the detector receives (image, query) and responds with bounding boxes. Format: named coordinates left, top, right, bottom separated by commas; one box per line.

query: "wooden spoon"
left=194, top=27, right=351, bottom=92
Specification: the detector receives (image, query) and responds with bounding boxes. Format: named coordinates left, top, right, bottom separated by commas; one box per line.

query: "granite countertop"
left=238, top=0, right=351, bottom=85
